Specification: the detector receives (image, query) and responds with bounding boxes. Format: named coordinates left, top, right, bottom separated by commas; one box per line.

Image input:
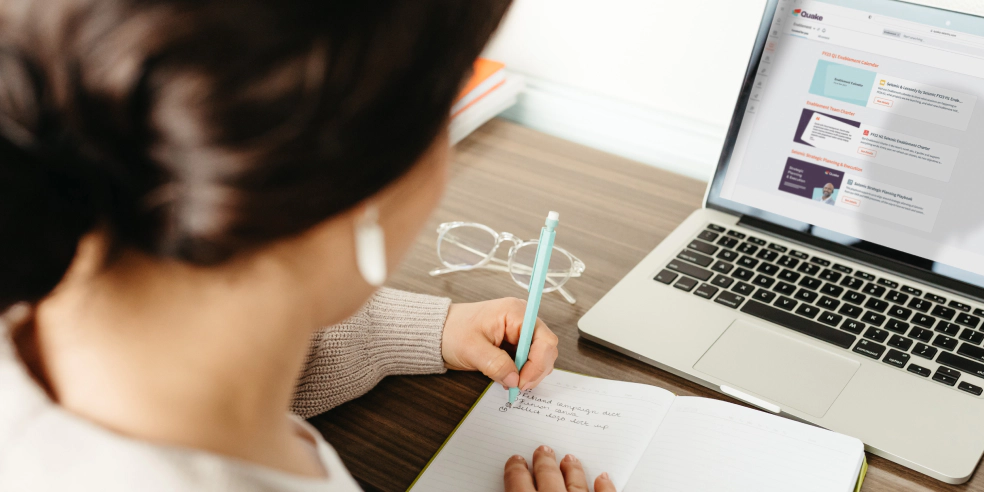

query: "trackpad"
left=694, top=319, right=860, bottom=418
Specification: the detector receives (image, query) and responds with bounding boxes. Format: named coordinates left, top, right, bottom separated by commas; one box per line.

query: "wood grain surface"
left=308, top=119, right=978, bottom=492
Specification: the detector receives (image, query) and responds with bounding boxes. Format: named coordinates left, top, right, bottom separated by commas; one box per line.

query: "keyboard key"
left=711, top=261, right=734, bottom=274
left=774, top=296, right=798, bottom=311
left=818, top=311, right=843, bottom=327
left=908, top=298, right=931, bottom=312
left=714, top=291, right=746, bottom=309
left=707, top=224, right=726, bottom=232
left=747, top=236, right=767, bottom=246
left=773, top=282, right=797, bottom=296
left=768, top=243, right=788, bottom=253
left=933, top=367, right=960, bottom=386
left=958, top=342, right=984, bottom=362
left=956, top=313, right=981, bottom=329
left=817, top=296, right=840, bottom=310
left=901, top=285, right=923, bottom=296
left=959, top=381, right=983, bottom=396
left=862, top=283, right=887, bottom=297
left=832, top=263, right=852, bottom=274
left=913, top=343, right=937, bottom=359
left=798, top=277, right=822, bottom=290
left=877, top=278, right=899, bottom=289
left=731, top=282, right=755, bottom=296
left=674, top=277, right=698, bottom=292
left=794, top=289, right=819, bottom=303
left=938, top=351, right=984, bottom=379
left=841, top=319, right=866, bottom=334
left=842, top=291, right=866, bottom=305
left=861, top=312, right=886, bottom=326
left=717, top=236, right=739, bottom=249
left=717, top=249, right=739, bottom=262
left=840, top=277, right=864, bottom=290
left=819, top=284, right=844, bottom=297
left=864, top=298, right=889, bottom=313
left=733, top=268, right=755, bottom=281
left=887, top=305, right=912, bottom=321
left=740, top=300, right=857, bottom=349
left=752, top=289, right=777, bottom=304
left=654, top=270, right=678, bottom=284
left=752, top=274, right=776, bottom=289
left=810, top=257, right=831, bottom=267
left=853, top=339, right=885, bottom=359
left=863, top=327, right=889, bottom=343
left=908, top=364, right=931, bottom=377
left=693, top=283, right=719, bottom=299
left=756, top=263, right=780, bottom=276
left=711, top=274, right=734, bottom=289
left=756, top=249, right=779, bottom=262
left=949, top=300, right=971, bottom=312
left=888, top=335, right=913, bottom=351
left=911, top=313, right=936, bottom=328
left=931, top=305, right=956, bottom=321
left=909, top=327, right=933, bottom=342
left=960, top=328, right=984, bottom=345
left=736, top=242, right=758, bottom=255
left=936, top=321, right=960, bottom=337
left=819, top=269, right=841, bottom=283
left=885, top=319, right=909, bottom=334
left=925, top=293, right=947, bottom=304
left=789, top=250, right=809, bottom=259
left=666, top=259, right=713, bottom=281
left=838, top=304, right=863, bottom=319
left=688, top=240, right=718, bottom=255
left=795, top=304, right=820, bottom=319
left=727, top=230, right=746, bottom=239
left=797, top=263, right=821, bottom=276
left=777, top=269, right=800, bottom=283
left=697, top=230, right=720, bottom=242
left=678, top=250, right=713, bottom=267
left=975, top=308, right=984, bottom=318
left=885, top=291, right=909, bottom=305
left=777, top=256, right=799, bottom=268
left=933, top=334, right=958, bottom=351
left=855, top=271, right=876, bottom=281
left=737, top=256, right=758, bottom=269
left=883, top=349, right=910, bottom=368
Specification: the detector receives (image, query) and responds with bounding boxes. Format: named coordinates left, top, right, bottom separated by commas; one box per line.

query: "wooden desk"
left=309, top=119, right=974, bottom=492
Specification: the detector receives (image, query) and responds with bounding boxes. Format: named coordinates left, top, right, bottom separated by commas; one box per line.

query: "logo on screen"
left=792, top=8, right=801, bottom=16
left=795, top=10, right=824, bottom=21
left=863, top=130, right=869, bottom=136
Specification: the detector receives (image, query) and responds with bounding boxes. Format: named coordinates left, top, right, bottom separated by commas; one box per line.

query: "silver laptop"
left=579, top=0, right=984, bottom=484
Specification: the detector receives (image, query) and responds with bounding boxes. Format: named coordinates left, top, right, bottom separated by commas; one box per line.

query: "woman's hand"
left=442, top=298, right=559, bottom=391
left=504, top=446, right=616, bottom=492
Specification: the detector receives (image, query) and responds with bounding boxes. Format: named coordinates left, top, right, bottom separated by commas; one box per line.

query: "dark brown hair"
left=0, top=0, right=512, bottom=311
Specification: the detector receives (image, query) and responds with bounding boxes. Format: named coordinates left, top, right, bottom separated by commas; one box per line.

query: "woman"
left=0, top=0, right=616, bottom=491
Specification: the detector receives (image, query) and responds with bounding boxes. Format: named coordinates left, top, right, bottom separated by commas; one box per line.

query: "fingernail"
left=600, top=472, right=610, bottom=480
left=521, top=382, right=532, bottom=391
left=511, top=455, right=526, bottom=463
left=501, top=384, right=509, bottom=390
left=564, top=454, right=578, bottom=463
left=503, top=372, right=519, bottom=388
left=538, top=445, right=553, bottom=454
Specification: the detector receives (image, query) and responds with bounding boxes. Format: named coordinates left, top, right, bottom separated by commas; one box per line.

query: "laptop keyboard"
left=655, top=223, right=984, bottom=398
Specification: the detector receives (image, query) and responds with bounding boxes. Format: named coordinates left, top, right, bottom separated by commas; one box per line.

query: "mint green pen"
left=509, top=211, right=559, bottom=404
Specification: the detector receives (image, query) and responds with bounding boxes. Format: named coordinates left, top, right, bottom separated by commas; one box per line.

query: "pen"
left=509, top=211, right=559, bottom=404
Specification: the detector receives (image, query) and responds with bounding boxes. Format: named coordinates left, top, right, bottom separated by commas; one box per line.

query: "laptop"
left=578, top=0, right=984, bottom=484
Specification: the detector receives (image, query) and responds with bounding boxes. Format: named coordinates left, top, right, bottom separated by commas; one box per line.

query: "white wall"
left=484, top=0, right=768, bottom=180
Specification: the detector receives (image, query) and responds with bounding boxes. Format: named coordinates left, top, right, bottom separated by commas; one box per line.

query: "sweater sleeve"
left=290, top=288, right=451, bottom=418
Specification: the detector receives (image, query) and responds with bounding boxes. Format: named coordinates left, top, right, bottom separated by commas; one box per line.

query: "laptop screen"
left=706, top=0, right=984, bottom=293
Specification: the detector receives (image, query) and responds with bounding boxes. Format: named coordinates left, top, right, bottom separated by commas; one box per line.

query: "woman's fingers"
left=559, top=454, right=589, bottom=492
left=503, top=455, right=535, bottom=491
left=594, top=472, right=617, bottom=492
left=532, top=445, right=565, bottom=490
left=517, top=318, right=559, bottom=391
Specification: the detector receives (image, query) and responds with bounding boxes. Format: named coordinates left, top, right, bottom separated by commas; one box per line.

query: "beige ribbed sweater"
left=0, top=288, right=452, bottom=491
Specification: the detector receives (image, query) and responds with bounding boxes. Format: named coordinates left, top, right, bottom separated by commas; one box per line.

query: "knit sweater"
left=0, top=288, right=452, bottom=491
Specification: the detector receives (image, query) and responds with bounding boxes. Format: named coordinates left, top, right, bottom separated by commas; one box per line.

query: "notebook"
left=408, top=370, right=867, bottom=492
left=448, top=58, right=524, bottom=145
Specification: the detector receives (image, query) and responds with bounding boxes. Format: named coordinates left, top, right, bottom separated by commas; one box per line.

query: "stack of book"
left=449, top=58, right=524, bottom=145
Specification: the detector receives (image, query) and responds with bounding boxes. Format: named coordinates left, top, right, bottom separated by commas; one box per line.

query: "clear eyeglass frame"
left=428, top=221, right=586, bottom=304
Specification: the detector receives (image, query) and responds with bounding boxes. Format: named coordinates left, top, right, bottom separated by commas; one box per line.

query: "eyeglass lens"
left=438, top=225, right=497, bottom=268
left=510, top=242, right=573, bottom=293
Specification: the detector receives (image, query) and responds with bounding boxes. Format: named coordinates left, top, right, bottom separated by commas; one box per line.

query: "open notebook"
left=409, top=371, right=867, bottom=492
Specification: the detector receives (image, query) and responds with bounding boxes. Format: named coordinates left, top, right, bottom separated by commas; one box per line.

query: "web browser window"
left=719, top=0, right=984, bottom=279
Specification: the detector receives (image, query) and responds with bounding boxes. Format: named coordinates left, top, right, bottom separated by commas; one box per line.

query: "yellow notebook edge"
left=405, top=381, right=495, bottom=491
left=854, top=454, right=869, bottom=492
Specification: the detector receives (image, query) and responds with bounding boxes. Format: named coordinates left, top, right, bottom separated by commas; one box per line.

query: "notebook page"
left=624, top=396, right=864, bottom=492
left=409, top=371, right=675, bottom=492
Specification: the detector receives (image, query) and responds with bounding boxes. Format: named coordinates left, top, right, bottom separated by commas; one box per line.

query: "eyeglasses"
left=428, top=221, right=586, bottom=304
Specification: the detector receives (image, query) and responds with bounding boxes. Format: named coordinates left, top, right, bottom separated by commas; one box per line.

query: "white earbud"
left=354, top=204, right=387, bottom=287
